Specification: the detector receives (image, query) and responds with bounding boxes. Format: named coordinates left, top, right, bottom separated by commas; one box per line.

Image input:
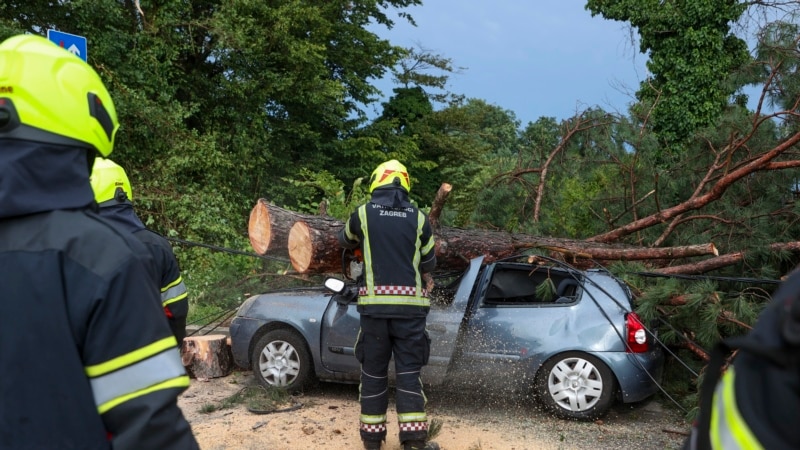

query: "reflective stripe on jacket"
left=133, top=228, right=188, bottom=311
left=343, top=191, right=435, bottom=318
left=709, top=367, right=763, bottom=450
left=0, top=208, right=197, bottom=450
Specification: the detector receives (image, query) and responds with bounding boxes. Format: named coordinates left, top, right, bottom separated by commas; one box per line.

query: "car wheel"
left=535, top=352, right=616, bottom=420
left=251, top=329, right=313, bottom=391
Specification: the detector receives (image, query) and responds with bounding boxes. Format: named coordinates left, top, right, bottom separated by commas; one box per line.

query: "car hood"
left=236, top=287, right=333, bottom=320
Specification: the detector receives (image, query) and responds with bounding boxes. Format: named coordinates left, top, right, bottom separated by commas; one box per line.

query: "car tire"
left=535, top=351, right=616, bottom=420
left=251, top=329, right=313, bottom=391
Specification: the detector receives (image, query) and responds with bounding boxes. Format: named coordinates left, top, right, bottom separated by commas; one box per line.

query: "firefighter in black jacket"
left=91, top=157, right=190, bottom=346
left=683, top=267, right=800, bottom=450
left=0, top=34, right=198, bottom=449
left=338, top=160, right=438, bottom=450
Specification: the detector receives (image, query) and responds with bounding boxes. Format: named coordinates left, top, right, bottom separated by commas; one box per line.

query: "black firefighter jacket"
left=97, top=203, right=189, bottom=344
left=338, top=186, right=436, bottom=318
left=0, top=141, right=198, bottom=450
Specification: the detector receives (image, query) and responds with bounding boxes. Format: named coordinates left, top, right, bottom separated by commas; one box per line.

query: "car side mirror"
left=325, top=277, right=346, bottom=294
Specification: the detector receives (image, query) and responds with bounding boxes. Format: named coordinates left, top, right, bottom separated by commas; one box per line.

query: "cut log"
left=181, top=334, right=233, bottom=379
left=248, top=199, right=306, bottom=257
left=288, top=215, right=346, bottom=273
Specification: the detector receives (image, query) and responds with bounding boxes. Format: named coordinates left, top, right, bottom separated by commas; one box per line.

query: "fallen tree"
left=247, top=198, right=721, bottom=274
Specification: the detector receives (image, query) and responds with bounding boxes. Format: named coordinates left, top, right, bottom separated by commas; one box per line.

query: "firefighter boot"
left=362, top=439, right=382, bottom=450
left=402, top=440, right=440, bottom=450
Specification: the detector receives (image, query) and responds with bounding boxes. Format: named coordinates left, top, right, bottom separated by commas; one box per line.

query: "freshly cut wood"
left=248, top=199, right=306, bottom=257
left=181, top=334, right=233, bottom=379
left=288, top=215, right=345, bottom=273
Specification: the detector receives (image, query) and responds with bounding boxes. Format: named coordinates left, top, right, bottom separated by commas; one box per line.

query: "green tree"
left=0, top=0, right=424, bottom=318
left=586, top=0, right=750, bottom=156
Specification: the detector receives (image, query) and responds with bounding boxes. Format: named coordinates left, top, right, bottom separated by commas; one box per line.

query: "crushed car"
left=229, top=255, right=664, bottom=420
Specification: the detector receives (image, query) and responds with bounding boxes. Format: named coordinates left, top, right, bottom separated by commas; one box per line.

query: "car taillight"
left=626, top=312, right=648, bottom=353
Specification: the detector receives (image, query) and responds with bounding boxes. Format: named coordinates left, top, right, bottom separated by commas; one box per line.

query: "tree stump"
left=181, top=334, right=233, bottom=379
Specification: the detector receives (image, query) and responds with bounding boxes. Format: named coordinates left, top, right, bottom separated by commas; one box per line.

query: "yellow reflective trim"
left=360, top=414, right=387, bottom=424
left=345, top=217, right=358, bottom=242
left=97, top=376, right=190, bottom=414
left=85, top=336, right=178, bottom=377
left=163, top=292, right=187, bottom=307
left=710, top=368, right=763, bottom=450
left=358, top=295, right=430, bottom=307
left=162, top=276, right=183, bottom=291
left=359, top=206, right=374, bottom=297
left=398, top=412, right=427, bottom=422
left=413, top=211, right=423, bottom=293
left=161, top=277, right=188, bottom=306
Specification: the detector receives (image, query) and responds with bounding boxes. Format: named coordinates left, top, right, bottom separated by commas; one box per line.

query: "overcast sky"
left=369, top=1, right=649, bottom=125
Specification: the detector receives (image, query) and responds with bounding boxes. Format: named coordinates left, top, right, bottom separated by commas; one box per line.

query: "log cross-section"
left=288, top=215, right=347, bottom=273
left=181, top=334, right=233, bottom=379
left=248, top=199, right=308, bottom=258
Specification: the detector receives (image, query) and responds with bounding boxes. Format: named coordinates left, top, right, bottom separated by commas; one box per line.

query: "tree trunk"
left=288, top=215, right=346, bottom=273
left=248, top=199, right=306, bottom=258
left=249, top=201, right=722, bottom=274
left=181, top=334, right=233, bottom=379
left=435, top=226, right=518, bottom=267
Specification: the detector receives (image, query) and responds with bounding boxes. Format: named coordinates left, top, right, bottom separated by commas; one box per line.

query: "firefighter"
left=91, top=157, right=189, bottom=346
left=683, top=268, right=800, bottom=450
left=338, top=160, right=439, bottom=450
left=0, top=34, right=198, bottom=449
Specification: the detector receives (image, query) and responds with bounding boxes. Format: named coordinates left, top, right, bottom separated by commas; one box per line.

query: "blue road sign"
left=47, top=29, right=87, bottom=62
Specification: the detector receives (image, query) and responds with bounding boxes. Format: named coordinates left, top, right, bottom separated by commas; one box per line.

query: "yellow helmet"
left=369, top=159, right=411, bottom=193
left=0, top=34, right=118, bottom=156
left=90, top=157, right=133, bottom=205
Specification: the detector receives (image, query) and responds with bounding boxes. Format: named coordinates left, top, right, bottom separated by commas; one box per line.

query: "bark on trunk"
left=249, top=201, right=722, bottom=274
left=654, top=241, right=800, bottom=275
left=181, top=334, right=233, bottom=379
left=248, top=199, right=306, bottom=258
left=288, top=215, right=346, bottom=273
left=428, top=183, right=452, bottom=231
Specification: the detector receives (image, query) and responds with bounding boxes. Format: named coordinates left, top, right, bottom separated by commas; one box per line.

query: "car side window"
left=484, top=265, right=579, bottom=306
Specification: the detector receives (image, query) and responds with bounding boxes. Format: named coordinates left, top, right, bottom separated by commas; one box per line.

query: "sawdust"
left=178, top=370, right=690, bottom=450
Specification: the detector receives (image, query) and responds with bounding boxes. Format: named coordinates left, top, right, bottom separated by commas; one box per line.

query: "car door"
left=319, top=294, right=361, bottom=376
left=317, top=257, right=484, bottom=385
left=452, top=263, right=583, bottom=384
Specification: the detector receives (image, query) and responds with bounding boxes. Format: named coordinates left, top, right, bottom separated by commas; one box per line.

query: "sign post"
left=46, top=29, right=87, bottom=62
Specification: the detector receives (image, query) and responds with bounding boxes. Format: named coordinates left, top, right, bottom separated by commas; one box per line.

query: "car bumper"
left=601, top=348, right=665, bottom=403
left=229, top=316, right=266, bottom=369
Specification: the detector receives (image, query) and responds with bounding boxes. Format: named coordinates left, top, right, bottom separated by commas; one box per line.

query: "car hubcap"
left=258, top=340, right=300, bottom=386
left=547, top=357, right=603, bottom=412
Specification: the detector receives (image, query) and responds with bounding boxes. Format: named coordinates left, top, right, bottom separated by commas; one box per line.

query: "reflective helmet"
left=369, top=159, right=411, bottom=193
left=91, top=157, right=133, bottom=205
left=0, top=34, right=118, bottom=156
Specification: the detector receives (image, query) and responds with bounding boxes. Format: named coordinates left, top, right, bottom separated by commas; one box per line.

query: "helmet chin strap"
left=86, top=149, right=98, bottom=173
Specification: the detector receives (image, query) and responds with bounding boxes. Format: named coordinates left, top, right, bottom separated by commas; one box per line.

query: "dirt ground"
left=178, top=370, right=691, bottom=450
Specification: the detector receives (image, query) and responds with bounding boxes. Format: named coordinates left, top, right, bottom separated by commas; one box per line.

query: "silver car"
left=229, top=256, right=664, bottom=420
